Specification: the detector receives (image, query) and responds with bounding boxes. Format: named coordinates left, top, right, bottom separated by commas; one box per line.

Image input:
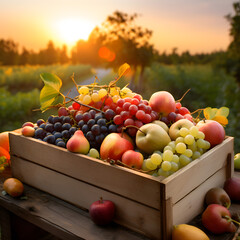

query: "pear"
left=67, top=130, right=90, bottom=154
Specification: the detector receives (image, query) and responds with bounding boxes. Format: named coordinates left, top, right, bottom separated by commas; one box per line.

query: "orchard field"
left=1, top=63, right=239, bottom=152
left=0, top=64, right=93, bottom=131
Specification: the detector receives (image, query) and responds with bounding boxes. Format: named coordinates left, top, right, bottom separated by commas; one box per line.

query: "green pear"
left=136, top=123, right=171, bottom=154
left=234, top=153, right=240, bottom=170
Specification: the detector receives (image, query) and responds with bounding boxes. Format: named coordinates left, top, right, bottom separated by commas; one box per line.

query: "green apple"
left=136, top=123, right=171, bottom=154
left=152, top=120, right=169, bottom=133
left=234, top=153, right=240, bottom=170
left=169, top=119, right=194, bottom=140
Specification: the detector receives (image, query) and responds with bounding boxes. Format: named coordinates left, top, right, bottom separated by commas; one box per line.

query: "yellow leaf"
left=118, top=63, right=130, bottom=79
left=213, top=115, right=228, bottom=126
left=215, top=107, right=229, bottom=118
left=204, top=107, right=217, bottom=120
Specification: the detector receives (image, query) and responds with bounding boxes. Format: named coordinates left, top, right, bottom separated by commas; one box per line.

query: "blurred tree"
left=0, top=39, right=19, bottom=65
left=226, top=1, right=240, bottom=85
left=19, top=47, right=30, bottom=65
left=59, top=44, right=69, bottom=64
left=89, top=11, right=155, bottom=92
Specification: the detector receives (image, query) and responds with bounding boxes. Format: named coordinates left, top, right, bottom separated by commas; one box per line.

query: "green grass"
left=0, top=64, right=93, bottom=132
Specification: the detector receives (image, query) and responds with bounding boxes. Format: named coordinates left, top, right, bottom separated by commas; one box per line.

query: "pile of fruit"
left=15, top=64, right=228, bottom=178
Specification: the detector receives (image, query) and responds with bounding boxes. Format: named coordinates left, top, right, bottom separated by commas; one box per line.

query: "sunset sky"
left=1, top=0, right=236, bottom=54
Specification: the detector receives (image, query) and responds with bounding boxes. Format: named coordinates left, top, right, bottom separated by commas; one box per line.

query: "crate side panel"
left=172, top=166, right=227, bottom=227
left=162, top=137, right=233, bottom=203
left=11, top=156, right=161, bottom=240
left=9, top=133, right=161, bottom=209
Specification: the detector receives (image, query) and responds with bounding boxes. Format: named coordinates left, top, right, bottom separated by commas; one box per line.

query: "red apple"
left=121, top=150, right=144, bottom=169
left=89, top=198, right=115, bottom=226
left=196, top=120, right=225, bottom=147
left=149, top=91, right=176, bottom=116
left=224, top=177, right=240, bottom=201
left=202, top=204, right=236, bottom=234
left=100, top=133, right=134, bottom=162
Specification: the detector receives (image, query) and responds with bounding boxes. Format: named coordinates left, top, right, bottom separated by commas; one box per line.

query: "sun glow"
left=55, top=18, right=94, bottom=45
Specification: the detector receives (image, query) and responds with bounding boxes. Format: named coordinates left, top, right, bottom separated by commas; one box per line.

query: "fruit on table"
left=223, top=177, right=240, bottom=201
left=100, top=132, right=134, bottom=162
left=234, top=153, right=240, bottom=170
left=169, top=119, right=194, bottom=140
left=3, top=178, right=24, bottom=197
left=201, top=204, right=236, bottom=234
left=172, top=224, right=209, bottom=240
left=66, top=130, right=90, bottom=154
left=196, top=120, right=225, bottom=147
left=121, top=150, right=144, bottom=169
left=136, top=123, right=171, bottom=154
left=0, top=131, right=10, bottom=152
left=89, top=197, right=115, bottom=226
left=204, top=187, right=231, bottom=208
left=21, top=126, right=35, bottom=137
left=0, top=146, right=10, bottom=161
left=148, top=91, right=176, bottom=116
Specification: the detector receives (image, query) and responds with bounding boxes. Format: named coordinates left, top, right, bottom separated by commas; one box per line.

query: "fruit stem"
left=224, top=215, right=240, bottom=226
left=65, top=96, right=105, bottom=114
left=122, top=125, right=145, bottom=135
left=99, top=196, right=103, bottom=203
left=176, top=88, right=191, bottom=103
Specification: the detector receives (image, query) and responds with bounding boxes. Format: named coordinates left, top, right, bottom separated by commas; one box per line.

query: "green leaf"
left=40, top=73, right=63, bottom=112
left=118, top=63, right=130, bottom=79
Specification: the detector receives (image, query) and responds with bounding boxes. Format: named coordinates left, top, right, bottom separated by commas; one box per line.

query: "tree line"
left=1, top=1, right=240, bottom=89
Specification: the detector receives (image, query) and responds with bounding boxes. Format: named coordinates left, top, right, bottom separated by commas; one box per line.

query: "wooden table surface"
left=1, top=167, right=240, bottom=240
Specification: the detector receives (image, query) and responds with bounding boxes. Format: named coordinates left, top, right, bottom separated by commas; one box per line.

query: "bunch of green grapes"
left=142, top=126, right=211, bottom=178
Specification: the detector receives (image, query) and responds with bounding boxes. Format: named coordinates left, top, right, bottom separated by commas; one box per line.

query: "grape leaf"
left=40, top=73, right=63, bottom=112
left=118, top=63, right=130, bottom=79
left=203, top=106, right=229, bottom=126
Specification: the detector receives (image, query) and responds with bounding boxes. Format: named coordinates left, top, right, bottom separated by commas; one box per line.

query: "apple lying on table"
left=224, top=177, right=240, bottom=201
left=196, top=120, right=225, bottom=147
left=149, top=91, right=176, bottom=116
left=89, top=197, right=115, bottom=226
left=100, top=133, right=134, bottom=162
left=202, top=204, right=236, bottom=234
left=121, top=150, right=144, bottom=169
left=204, top=187, right=231, bottom=208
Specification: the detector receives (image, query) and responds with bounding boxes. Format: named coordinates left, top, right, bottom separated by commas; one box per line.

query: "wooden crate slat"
left=161, top=137, right=233, bottom=203
left=11, top=156, right=161, bottom=240
left=172, top=166, right=227, bottom=227
left=9, top=132, right=161, bottom=210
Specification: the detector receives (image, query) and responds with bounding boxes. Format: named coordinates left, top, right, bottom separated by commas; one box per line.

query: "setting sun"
left=55, top=18, right=94, bottom=45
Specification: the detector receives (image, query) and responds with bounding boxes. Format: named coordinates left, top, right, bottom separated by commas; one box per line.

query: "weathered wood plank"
left=11, top=156, right=161, bottom=239
left=9, top=132, right=161, bottom=209
left=0, top=180, right=150, bottom=240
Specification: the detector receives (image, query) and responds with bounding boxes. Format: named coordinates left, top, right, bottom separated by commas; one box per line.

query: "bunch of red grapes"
left=160, top=102, right=193, bottom=126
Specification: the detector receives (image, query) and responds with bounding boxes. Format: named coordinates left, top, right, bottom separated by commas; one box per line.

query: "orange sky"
left=0, top=0, right=235, bottom=54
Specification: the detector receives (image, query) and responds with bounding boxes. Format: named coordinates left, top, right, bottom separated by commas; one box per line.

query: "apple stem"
left=121, top=125, right=145, bottom=135
left=99, top=197, right=103, bottom=203
left=224, top=215, right=240, bottom=226
left=65, top=96, right=105, bottom=114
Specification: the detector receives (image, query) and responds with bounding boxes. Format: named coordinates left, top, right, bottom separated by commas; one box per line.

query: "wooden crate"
left=9, top=132, right=234, bottom=240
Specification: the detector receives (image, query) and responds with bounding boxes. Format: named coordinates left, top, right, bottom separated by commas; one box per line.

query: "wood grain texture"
left=11, top=156, right=161, bottom=239
left=0, top=180, right=150, bottom=240
left=10, top=132, right=161, bottom=209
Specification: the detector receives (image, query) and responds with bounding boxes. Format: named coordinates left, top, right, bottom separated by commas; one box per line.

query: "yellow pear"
left=172, top=224, right=209, bottom=240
